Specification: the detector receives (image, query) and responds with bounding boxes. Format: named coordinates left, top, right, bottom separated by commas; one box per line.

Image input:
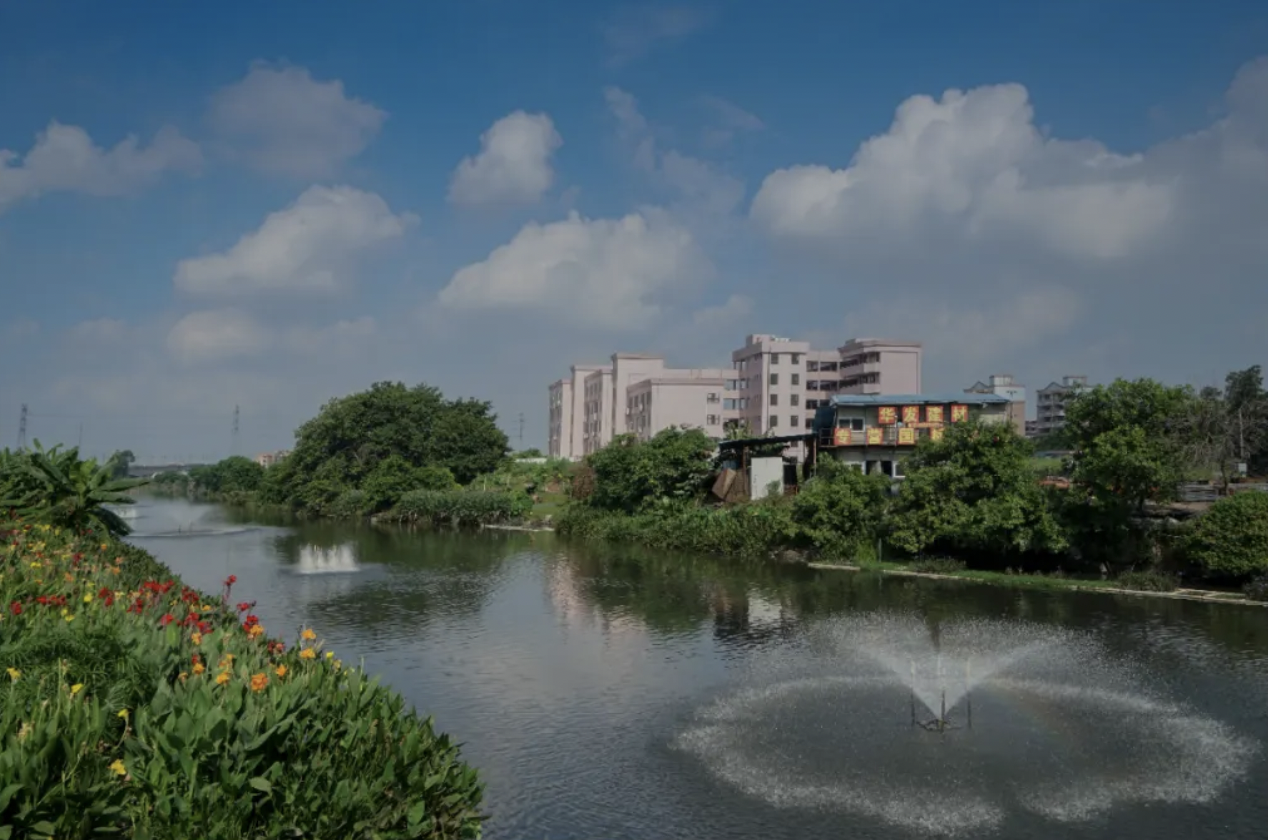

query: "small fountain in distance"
left=296, top=544, right=360, bottom=575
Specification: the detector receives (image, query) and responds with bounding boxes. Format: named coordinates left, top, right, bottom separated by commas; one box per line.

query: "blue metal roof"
left=826, top=393, right=1010, bottom=406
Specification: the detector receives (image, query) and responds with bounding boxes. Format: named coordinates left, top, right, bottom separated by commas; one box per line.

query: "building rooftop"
left=826, top=393, right=1010, bottom=407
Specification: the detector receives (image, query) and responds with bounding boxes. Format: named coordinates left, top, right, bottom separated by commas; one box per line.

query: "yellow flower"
left=64, top=613, right=75, bottom=623
left=200, top=604, right=213, bottom=612
left=247, top=624, right=265, bottom=638
left=191, top=632, right=203, bottom=645
left=334, top=660, right=342, bottom=671
left=83, top=593, right=93, bottom=603
left=215, top=671, right=231, bottom=686
left=325, top=651, right=334, bottom=660
left=117, top=709, right=129, bottom=720
left=274, top=664, right=288, bottom=678
left=29, top=561, right=41, bottom=569
left=301, top=628, right=317, bottom=642
left=70, top=683, right=84, bottom=696
left=192, top=661, right=206, bottom=675
left=6, top=667, right=20, bottom=681
left=109, top=759, right=127, bottom=776
left=299, top=648, right=316, bottom=660
left=100, top=543, right=108, bottom=551
left=219, top=653, right=235, bottom=667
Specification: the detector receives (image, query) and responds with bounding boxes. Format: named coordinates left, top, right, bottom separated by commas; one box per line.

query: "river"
left=127, top=498, right=1268, bottom=840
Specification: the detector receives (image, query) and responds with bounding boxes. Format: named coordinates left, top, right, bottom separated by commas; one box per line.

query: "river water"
left=127, top=498, right=1268, bottom=840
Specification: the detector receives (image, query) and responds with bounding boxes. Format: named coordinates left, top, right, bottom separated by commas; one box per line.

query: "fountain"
left=676, top=612, right=1258, bottom=836
left=296, top=544, right=360, bottom=575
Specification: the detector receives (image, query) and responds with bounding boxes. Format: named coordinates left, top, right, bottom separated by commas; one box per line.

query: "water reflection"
left=130, top=499, right=1268, bottom=840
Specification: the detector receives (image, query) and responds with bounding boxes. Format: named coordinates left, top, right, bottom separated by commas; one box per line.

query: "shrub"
left=0, top=520, right=483, bottom=839
left=556, top=499, right=799, bottom=558
left=1186, top=491, right=1268, bottom=578
left=582, top=429, right=715, bottom=514
left=1243, top=575, right=1268, bottom=602
left=1115, top=570, right=1180, bottom=592
left=389, top=490, right=530, bottom=527
left=791, top=461, right=891, bottom=559
left=907, top=557, right=967, bottom=575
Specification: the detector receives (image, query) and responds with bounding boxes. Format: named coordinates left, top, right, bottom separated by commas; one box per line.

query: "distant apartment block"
left=965, top=374, right=1027, bottom=436
left=254, top=450, right=290, bottom=468
left=1032, top=375, right=1088, bottom=438
left=548, top=354, right=739, bottom=459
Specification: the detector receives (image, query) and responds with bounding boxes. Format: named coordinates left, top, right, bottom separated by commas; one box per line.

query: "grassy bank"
left=0, top=519, right=484, bottom=839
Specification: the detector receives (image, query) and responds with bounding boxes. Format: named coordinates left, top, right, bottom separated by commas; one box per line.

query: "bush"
left=1243, top=575, right=1268, bottom=602
left=791, top=461, right=891, bottom=559
left=0, top=520, right=483, bottom=839
left=388, top=490, right=530, bottom=527
left=581, top=429, right=715, bottom=514
left=1186, top=491, right=1268, bottom=578
left=1115, top=570, right=1180, bottom=592
left=907, top=557, right=967, bottom=574
left=556, top=499, right=800, bottom=558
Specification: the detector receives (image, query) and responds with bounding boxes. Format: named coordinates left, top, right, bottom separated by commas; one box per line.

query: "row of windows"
left=735, top=352, right=804, bottom=372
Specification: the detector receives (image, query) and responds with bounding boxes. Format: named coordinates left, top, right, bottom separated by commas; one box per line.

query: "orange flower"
left=215, top=671, right=231, bottom=686
left=247, top=624, right=265, bottom=639
left=301, top=628, right=317, bottom=642
left=192, top=661, right=206, bottom=675
left=191, top=632, right=203, bottom=645
left=249, top=673, right=268, bottom=692
left=299, top=648, right=316, bottom=660
left=274, top=664, right=288, bottom=678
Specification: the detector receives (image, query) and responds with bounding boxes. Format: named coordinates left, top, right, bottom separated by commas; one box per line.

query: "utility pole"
left=518, top=412, right=525, bottom=447
left=17, top=404, right=27, bottom=449
left=232, top=405, right=240, bottom=456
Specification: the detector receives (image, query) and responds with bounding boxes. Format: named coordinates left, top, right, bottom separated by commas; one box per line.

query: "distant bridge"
left=127, top=463, right=209, bottom=478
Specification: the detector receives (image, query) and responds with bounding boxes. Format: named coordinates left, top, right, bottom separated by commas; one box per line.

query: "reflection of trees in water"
left=295, top=527, right=528, bottom=635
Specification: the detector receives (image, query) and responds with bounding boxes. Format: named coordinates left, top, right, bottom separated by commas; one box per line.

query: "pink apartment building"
left=548, top=336, right=923, bottom=460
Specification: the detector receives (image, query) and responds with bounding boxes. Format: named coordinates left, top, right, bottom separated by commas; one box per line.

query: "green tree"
left=1186, top=491, right=1268, bottom=579
left=888, top=421, right=1067, bottom=560
left=1, top=441, right=148, bottom=536
left=361, top=455, right=456, bottom=513
left=107, top=449, right=135, bottom=479
left=584, top=428, right=716, bottom=514
left=791, top=459, right=892, bottom=558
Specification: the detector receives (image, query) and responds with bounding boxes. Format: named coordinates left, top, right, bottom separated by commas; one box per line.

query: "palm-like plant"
left=2, top=440, right=149, bottom=536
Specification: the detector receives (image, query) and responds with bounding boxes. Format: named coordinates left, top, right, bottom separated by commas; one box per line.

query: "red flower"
left=236, top=602, right=252, bottom=613
left=97, top=587, right=111, bottom=599
left=196, top=620, right=212, bottom=634
left=8, top=602, right=20, bottom=615
left=224, top=575, right=237, bottom=587
left=159, top=613, right=174, bottom=627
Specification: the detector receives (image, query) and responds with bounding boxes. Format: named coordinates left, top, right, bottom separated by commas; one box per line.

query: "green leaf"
left=249, top=777, right=272, bottom=794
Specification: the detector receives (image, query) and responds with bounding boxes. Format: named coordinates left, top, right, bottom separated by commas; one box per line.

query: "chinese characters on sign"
left=901, top=405, right=921, bottom=425
left=897, top=427, right=917, bottom=445
left=833, top=428, right=851, bottom=446
left=866, top=427, right=884, bottom=445
left=925, top=405, right=944, bottom=424
left=877, top=406, right=898, bottom=425
left=950, top=404, right=969, bottom=423
left=930, top=427, right=945, bottom=442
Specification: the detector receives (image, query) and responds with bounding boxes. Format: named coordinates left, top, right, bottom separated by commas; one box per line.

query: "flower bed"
left=0, top=519, right=484, bottom=840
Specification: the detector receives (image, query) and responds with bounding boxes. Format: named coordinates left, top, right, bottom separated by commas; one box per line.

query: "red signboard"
left=925, top=405, right=945, bottom=424
left=901, top=405, right=921, bottom=425
left=950, top=404, right=969, bottom=423
left=833, top=428, right=851, bottom=446
left=897, top=427, right=917, bottom=446
left=877, top=406, right=898, bottom=425
left=866, top=427, right=884, bottom=445
left=930, top=427, right=945, bottom=442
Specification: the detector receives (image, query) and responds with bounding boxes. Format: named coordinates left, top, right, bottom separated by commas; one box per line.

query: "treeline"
left=1, top=447, right=484, bottom=838
left=559, top=375, right=1268, bottom=598
left=153, top=381, right=560, bottom=526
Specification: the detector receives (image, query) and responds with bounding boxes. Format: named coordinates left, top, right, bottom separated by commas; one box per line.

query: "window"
left=707, top=392, right=720, bottom=403
left=806, top=399, right=819, bottom=410
left=791, top=394, right=800, bottom=407
left=808, top=360, right=820, bottom=372
left=770, top=416, right=779, bottom=427
left=792, top=353, right=801, bottom=365
left=805, top=418, right=814, bottom=429
left=723, top=398, right=737, bottom=410
left=791, top=373, right=800, bottom=386
left=769, top=393, right=778, bottom=406
left=771, top=353, right=780, bottom=364
left=769, top=373, right=779, bottom=386
left=725, top=379, right=737, bottom=390
left=706, top=414, right=721, bottom=425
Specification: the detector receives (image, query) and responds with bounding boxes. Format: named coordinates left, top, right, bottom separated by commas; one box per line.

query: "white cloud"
left=207, top=63, right=386, bottom=178
left=0, top=122, right=201, bottom=210
left=282, top=316, right=377, bottom=356
left=692, top=294, right=753, bottom=328
left=173, top=185, right=417, bottom=297
left=601, top=5, right=714, bottom=67
left=448, top=111, right=562, bottom=206
left=167, top=309, right=271, bottom=363
left=699, top=95, right=764, bottom=147
left=750, top=83, right=1175, bottom=258
left=605, top=86, right=745, bottom=219
left=437, top=210, right=709, bottom=330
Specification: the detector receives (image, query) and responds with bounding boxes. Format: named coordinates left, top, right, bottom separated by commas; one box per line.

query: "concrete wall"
left=749, top=456, right=785, bottom=499
left=838, top=338, right=923, bottom=395
left=626, top=377, right=737, bottom=440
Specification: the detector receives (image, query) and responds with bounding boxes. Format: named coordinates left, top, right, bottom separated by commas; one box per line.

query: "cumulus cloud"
left=699, top=95, right=764, bottom=147
left=601, top=4, right=714, bottom=67
left=0, top=122, right=201, bottom=210
left=448, top=111, right=562, bottom=206
left=437, top=210, right=709, bottom=330
left=207, top=63, right=387, bottom=178
left=167, top=309, right=271, bottom=363
left=692, top=293, right=753, bottom=328
left=173, top=185, right=417, bottom=297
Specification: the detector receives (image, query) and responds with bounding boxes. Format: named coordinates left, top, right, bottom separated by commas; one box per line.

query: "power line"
left=232, top=405, right=240, bottom=456
left=518, top=412, right=525, bottom=447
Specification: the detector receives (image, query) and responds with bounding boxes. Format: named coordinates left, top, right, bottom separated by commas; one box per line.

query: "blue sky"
left=2, top=0, right=1266, bottom=460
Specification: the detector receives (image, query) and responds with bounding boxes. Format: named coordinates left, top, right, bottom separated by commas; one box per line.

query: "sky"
left=2, top=0, right=1266, bottom=462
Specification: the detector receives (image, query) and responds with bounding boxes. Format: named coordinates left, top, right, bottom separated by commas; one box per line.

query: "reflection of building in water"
left=297, top=544, right=359, bottom=574
left=545, top=560, right=646, bottom=639
left=710, top=586, right=798, bottom=647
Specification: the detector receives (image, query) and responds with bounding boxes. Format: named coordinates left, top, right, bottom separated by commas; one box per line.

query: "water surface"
left=129, top=499, right=1268, bottom=840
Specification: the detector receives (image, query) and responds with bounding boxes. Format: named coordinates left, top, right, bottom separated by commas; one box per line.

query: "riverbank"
left=0, top=518, right=484, bottom=838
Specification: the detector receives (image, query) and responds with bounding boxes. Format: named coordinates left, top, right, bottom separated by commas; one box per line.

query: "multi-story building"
left=1033, top=375, right=1088, bottom=438
left=254, top=450, right=290, bottom=468
left=627, top=371, right=734, bottom=441
left=812, top=393, right=1011, bottom=478
left=837, top=338, right=923, bottom=395
left=965, top=374, right=1027, bottom=436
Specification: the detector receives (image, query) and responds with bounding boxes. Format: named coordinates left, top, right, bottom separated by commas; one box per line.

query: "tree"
left=583, top=428, right=716, bottom=514
left=107, top=449, right=135, bottom=479
left=1, top=441, right=148, bottom=536
left=361, top=456, right=456, bottom=513
left=1186, top=491, right=1268, bottom=579
left=283, top=382, right=508, bottom=511
left=888, top=421, right=1067, bottom=560
left=1222, top=365, right=1268, bottom=475
left=1179, top=376, right=1267, bottom=490
left=791, top=459, right=892, bottom=558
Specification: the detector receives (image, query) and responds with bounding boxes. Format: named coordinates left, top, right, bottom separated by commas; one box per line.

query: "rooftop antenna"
left=232, top=405, right=240, bottom=456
